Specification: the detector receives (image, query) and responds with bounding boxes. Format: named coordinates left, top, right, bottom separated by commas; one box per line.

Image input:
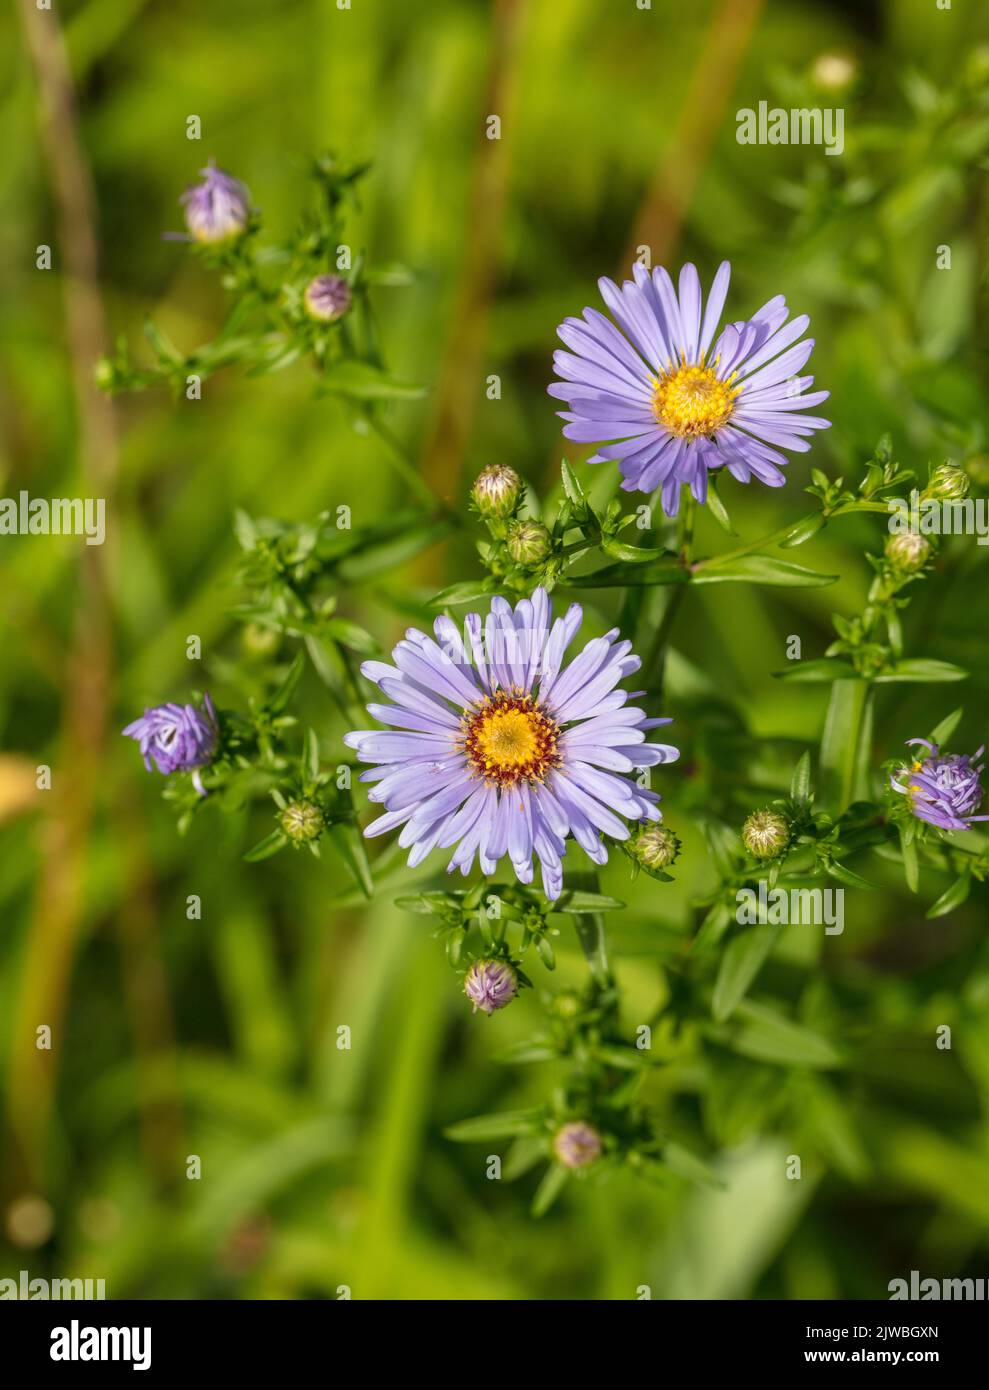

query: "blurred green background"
left=2, top=0, right=989, bottom=1299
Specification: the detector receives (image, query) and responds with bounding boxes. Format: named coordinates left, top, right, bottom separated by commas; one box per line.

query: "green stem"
left=642, top=492, right=695, bottom=695
left=692, top=500, right=891, bottom=573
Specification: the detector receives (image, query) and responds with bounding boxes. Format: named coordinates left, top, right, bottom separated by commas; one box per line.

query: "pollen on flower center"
left=652, top=362, right=738, bottom=439
left=462, top=691, right=560, bottom=787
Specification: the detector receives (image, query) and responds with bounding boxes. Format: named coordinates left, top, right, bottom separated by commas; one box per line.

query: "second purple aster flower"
left=344, top=588, right=679, bottom=900
left=549, top=261, right=830, bottom=516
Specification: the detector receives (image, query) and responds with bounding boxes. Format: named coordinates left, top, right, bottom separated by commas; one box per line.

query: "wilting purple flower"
left=180, top=163, right=250, bottom=244
left=123, top=694, right=218, bottom=795
left=344, top=588, right=679, bottom=900
left=464, top=958, right=518, bottom=1015
left=553, top=1121, right=603, bottom=1169
left=549, top=261, right=830, bottom=516
left=891, top=739, right=989, bottom=831
left=303, top=274, right=351, bottom=322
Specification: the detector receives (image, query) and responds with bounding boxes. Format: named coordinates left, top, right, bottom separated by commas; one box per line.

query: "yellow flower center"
left=463, top=692, right=560, bottom=787
left=652, top=362, right=738, bottom=439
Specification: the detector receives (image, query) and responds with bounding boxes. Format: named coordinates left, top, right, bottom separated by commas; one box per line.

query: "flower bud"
left=464, top=958, right=518, bottom=1015
left=280, top=800, right=324, bottom=843
left=964, top=455, right=989, bottom=487
left=94, top=357, right=116, bottom=392
left=923, top=463, right=969, bottom=502
left=123, top=694, right=219, bottom=776
left=241, top=622, right=281, bottom=659
left=631, top=824, right=680, bottom=870
left=472, top=464, right=522, bottom=520
left=181, top=163, right=250, bottom=244
left=553, top=1121, right=603, bottom=1170
left=885, top=530, right=931, bottom=574
left=742, top=809, right=789, bottom=860
left=810, top=52, right=857, bottom=91
left=506, top=519, right=551, bottom=566
left=303, top=274, right=351, bottom=323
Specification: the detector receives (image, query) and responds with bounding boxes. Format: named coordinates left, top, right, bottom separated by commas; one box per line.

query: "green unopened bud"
left=506, top=519, right=551, bottom=566
left=810, top=52, right=857, bottom=92
left=964, top=455, right=989, bottom=487
left=742, top=809, right=789, bottom=860
left=552, top=991, right=581, bottom=1021
left=553, top=1121, right=603, bottom=1170
left=923, top=463, right=969, bottom=502
left=885, top=530, right=931, bottom=574
left=472, top=464, right=522, bottom=519
left=94, top=357, right=116, bottom=391
left=241, top=622, right=281, bottom=658
left=280, top=799, right=324, bottom=843
left=631, top=824, right=680, bottom=871
left=966, top=45, right=989, bottom=88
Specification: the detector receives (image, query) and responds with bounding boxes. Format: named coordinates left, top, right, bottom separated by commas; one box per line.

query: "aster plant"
left=108, top=153, right=989, bottom=1216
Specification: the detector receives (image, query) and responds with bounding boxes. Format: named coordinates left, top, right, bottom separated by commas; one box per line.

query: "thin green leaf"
left=692, top=555, right=837, bottom=587
left=531, top=1163, right=569, bottom=1217
left=926, top=870, right=972, bottom=919
left=712, top=923, right=782, bottom=1022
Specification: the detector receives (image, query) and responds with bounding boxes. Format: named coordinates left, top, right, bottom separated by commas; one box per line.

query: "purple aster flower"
left=891, top=738, right=989, bottom=831
left=303, top=274, right=351, bottom=322
left=548, top=261, right=831, bottom=516
left=464, top=958, right=518, bottom=1015
left=180, top=163, right=250, bottom=244
left=344, top=588, right=679, bottom=900
left=123, top=694, right=219, bottom=795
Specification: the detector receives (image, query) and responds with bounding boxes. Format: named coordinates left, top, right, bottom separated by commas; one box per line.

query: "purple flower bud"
left=472, top=464, right=522, bottom=520
left=891, top=739, right=989, bottom=831
left=123, top=694, right=219, bottom=785
left=180, top=164, right=250, bottom=244
left=463, top=958, right=518, bottom=1015
left=552, top=1121, right=603, bottom=1169
left=303, top=275, right=351, bottom=323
